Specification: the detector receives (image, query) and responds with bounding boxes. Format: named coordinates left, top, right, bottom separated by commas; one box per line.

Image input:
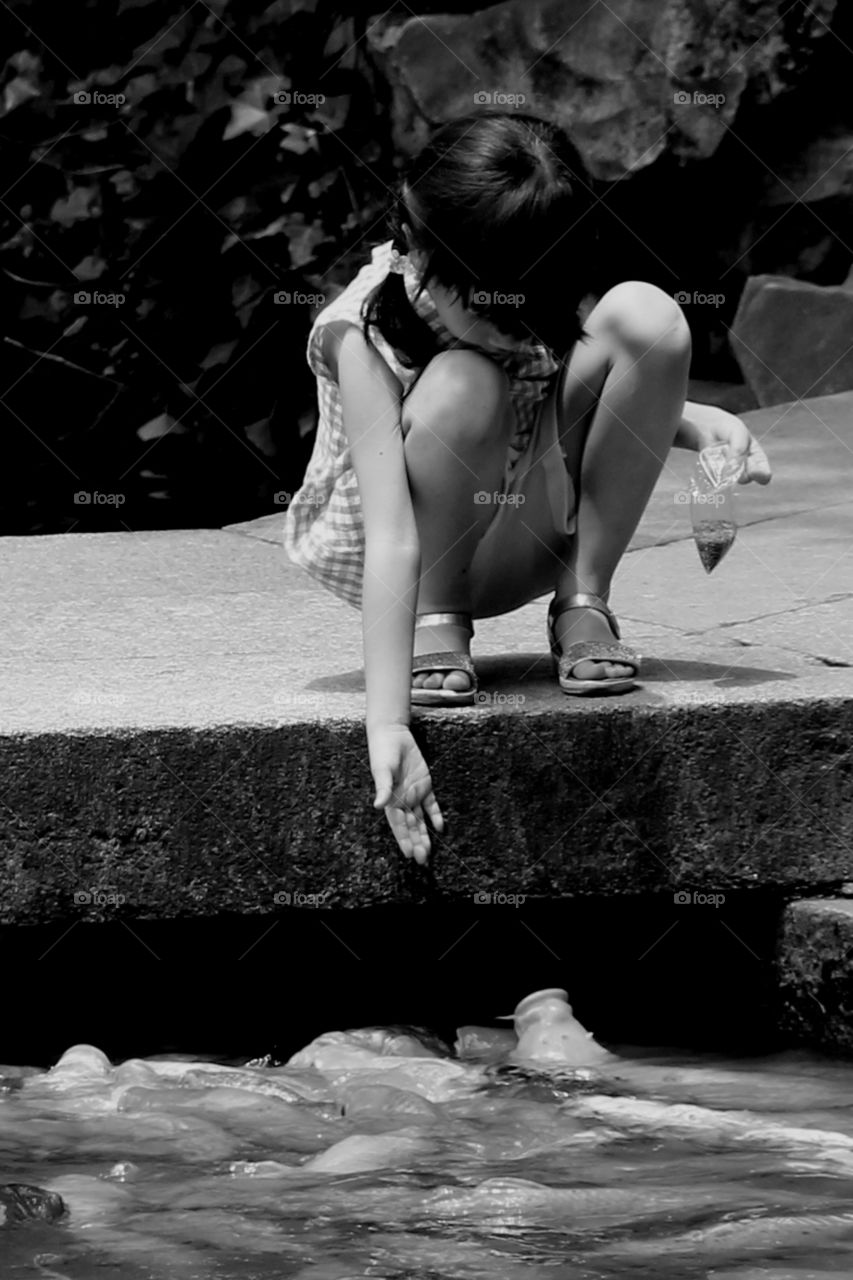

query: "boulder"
left=729, top=273, right=853, bottom=405
left=761, top=129, right=853, bottom=208
left=0, top=1184, right=65, bottom=1227
left=367, top=0, right=838, bottom=180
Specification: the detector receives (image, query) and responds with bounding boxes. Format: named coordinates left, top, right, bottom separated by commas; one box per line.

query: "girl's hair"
left=361, top=112, right=598, bottom=370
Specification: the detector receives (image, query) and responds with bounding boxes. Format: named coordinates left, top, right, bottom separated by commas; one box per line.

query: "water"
left=693, top=518, right=738, bottom=573
left=2, top=1029, right=853, bottom=1279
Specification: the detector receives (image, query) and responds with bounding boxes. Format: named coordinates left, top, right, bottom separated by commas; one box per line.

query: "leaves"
left=137, top=412, right=186, bottom=440
left=223, top=102, right=272, bottom=141
left=0, top=0, right=395, bottom=534
left=50, top=187, right=100, bottom=226
left=245, top=417, right=277, bottom=456
left=73, top=255, right=108, bottom=281
left=3, top=75, right=41, bottom=114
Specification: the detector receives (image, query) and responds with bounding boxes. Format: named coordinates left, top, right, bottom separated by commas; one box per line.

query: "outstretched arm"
left=337, top=325, right=419, bottom=728
left=335, top=325, right=444, bottom=861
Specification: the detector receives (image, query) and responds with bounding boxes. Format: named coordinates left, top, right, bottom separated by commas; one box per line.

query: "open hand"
left=368, top=723, right=444, bottom=863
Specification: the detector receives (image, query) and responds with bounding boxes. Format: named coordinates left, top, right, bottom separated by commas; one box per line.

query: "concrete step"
left=1, top=392, right=852, bottom=929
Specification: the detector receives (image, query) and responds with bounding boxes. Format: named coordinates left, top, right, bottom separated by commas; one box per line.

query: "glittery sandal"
left=547, top=592, right=641, bottom=696
left=411, top=612, right=477, bottom=707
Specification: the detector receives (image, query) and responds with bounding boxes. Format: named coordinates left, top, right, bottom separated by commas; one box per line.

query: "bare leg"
left=555, top=285, right=691, bottom=679
left=402, top=349, right=514, bottom=691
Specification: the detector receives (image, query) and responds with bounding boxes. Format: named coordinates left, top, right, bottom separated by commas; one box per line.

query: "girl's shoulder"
left=306, top=242, right=395, bottom=380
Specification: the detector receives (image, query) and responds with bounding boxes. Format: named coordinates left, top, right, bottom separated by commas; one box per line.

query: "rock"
left=0, top=1183, right=65, bottom=1227
left=48, top=1044, right=113, bottom=1082
left=761, top=129, right=853, bottom=208
left=777, top=899, right=853, bottom=1055
left=344, top=1025, right=449, bottom=1058
left=730, top=274, right=853, bottom=405
left=454, top=1025, right=518, bottom=1062
left=367, top=0, right=837, bottom=181
left=504, top=989, right=613, bottom=1067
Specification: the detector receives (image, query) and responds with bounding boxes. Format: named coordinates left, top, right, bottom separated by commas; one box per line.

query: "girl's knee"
left=403, top=349, right=511, bottom=444
left=601, top=281, right=692, bottom=365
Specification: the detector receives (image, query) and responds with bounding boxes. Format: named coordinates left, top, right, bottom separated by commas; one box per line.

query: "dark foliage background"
left=4, top=1, right=851, bottom=533
left=0, top=0, right=402, bottom=533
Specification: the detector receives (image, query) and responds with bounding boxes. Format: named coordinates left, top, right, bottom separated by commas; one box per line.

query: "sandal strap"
left=415, top=612, right=474, bottom=635
left=558, top=640, right=641, bottom=679
left=548, top=592, right=620, bottom=640
left=412, top=650, right=476, bottom=678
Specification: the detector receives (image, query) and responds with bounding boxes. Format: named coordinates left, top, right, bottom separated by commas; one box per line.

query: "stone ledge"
left=1, top=392, right=852, bottom=924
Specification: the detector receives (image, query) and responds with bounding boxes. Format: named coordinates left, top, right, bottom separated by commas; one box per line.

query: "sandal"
left=547, top=592, right=641, bottom=696
left=411, top=612, right=477, bottom=707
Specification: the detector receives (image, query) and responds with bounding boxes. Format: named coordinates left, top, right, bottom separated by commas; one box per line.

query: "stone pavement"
left=1, top=393, right=852, bottom=942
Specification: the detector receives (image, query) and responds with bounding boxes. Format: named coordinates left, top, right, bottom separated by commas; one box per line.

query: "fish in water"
left=596, top=1210, right=853, bottom=1259
left=561, top=1094, right=853, bottom=1176
left=303, top=1131, right=434, bottom=1174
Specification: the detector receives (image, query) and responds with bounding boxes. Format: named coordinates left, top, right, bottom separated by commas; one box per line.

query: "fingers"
left=386, top=807, right=414, bottom=859
left=373, top=767, right=394, bottom=810
left=383, top=797, right=434, bottom=864
left=722, top=423, right=771, bottom=486
left=423, top=790, right=444, bottom=833
left=742, top=435, right=772, bottom=485
left=722, top=417, right=751, bottom=463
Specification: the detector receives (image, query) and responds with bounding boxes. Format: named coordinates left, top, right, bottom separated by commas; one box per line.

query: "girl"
left=284, top=112, right=771, bottom=864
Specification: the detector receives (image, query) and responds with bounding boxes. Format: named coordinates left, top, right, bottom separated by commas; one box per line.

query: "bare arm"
left=335, top=324, right=420, bottom=729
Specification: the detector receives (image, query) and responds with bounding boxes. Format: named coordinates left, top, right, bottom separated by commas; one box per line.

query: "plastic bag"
left=687, top=444, right=745, bottom=574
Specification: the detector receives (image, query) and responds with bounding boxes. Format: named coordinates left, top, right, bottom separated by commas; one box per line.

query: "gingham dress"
left=283, top=239, right=560, bottom=609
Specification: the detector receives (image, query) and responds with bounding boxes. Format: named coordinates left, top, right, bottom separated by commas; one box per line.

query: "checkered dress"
left=283, top=239, right=560, bottom=609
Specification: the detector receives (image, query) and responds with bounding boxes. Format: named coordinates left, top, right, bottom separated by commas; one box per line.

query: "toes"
left=442, top=670, right=472, bottom=691
left=571, top=659, right=635, bottom=681
left=571, top=659, right=606, bottom=681
left=412, top=670, right=472, bottom=692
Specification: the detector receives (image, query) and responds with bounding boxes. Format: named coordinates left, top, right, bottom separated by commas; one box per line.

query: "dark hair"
left=361, top=112, right=598, bottom=370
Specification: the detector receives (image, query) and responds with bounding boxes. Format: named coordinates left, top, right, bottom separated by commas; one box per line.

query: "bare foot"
left=553, top=605, right=635, bottom=681
left=412, top=618, right=472, bottom=692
